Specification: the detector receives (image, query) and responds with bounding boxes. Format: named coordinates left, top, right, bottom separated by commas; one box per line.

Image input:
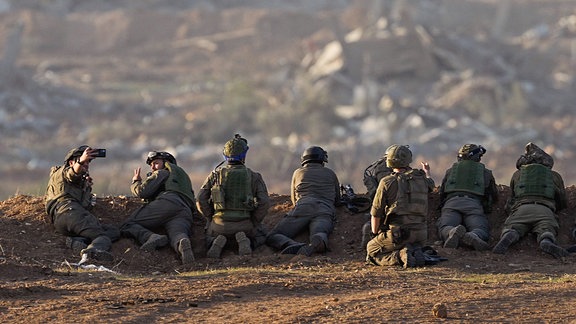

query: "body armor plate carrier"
left=515, top=164, right=554, bottom=199
left=444, top=160, right=486, bottom=196
left=212, top=166, right=255, bottom=221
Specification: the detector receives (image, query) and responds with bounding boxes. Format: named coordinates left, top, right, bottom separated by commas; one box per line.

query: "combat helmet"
left=385, top=144, right=412, bottom=168
left=64, top=145, right=89, bottom=163
left=515, top=142, right=554, bottom=169
left=146, top=151, right=177, bottom=165
left=223, top=134, right=249, bottom=162
left=301, top=146, right=328, bottom=166
left=458, top=144, right=486, bottom=162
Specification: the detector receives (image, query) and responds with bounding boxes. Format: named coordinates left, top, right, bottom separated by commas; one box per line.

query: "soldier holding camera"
left=45, top=145, right=119, bottom=262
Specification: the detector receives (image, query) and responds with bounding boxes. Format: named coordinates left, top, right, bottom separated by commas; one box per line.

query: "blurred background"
left=1, top=0, right=575, bottom=200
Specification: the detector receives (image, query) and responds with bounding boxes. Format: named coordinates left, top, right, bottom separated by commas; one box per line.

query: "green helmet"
left=64, top=145, right=89, bottom=163
left=458, top=144, right=486, bottom=162
left=301, top=146, right=328, bottom=166
left=223, top=134, right=249, bottom=162
left=385, top=144, right=412, bottom=168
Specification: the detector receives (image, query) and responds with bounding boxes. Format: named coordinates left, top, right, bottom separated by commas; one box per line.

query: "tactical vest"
left=515, top=164, right=554, bottom=199
left=165, top=162, right=195, bottom=206
left=386, top=169, right=429, bottom=219
left=212, top=165, right=255, bottom=221
left=45, top=165, right=92, bottom=216
left=444, top=160, right=485, bottom=196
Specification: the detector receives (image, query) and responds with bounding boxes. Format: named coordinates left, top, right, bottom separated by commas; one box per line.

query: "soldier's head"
left=385, top=144, right=412, bottom=168
left=515, top=142, right=554, bottom=169
left=458, top=144, right=486, bottom=162
left=223, top=134, right=249, bottom=163
left=146, top=151, right=177, bottom=170
left=301, top=146, right=328, bottom=166
left=64, top=145, right=89, bottom=165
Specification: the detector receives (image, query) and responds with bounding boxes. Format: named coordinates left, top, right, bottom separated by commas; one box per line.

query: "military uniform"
left=45, top=147, right=119, bottom=259
left=266, top=162, right=341, bottom=254
left=121, top=161, right=197, bottom=263
left=493, top=142, right=569, bottom=258
left=196, top=134, right=270, bottom=258
left=500, top=166, right=566, bottom=243
left=366, top=168, right=435, bottom=266
left=437, top=146, right=499, bottom=250
left=197, top=163, right=270, bottom=249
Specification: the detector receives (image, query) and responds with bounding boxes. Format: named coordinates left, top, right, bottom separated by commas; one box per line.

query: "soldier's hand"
left=132, top=167, right=141, bottom=182
left=421, top=161, right=431, bottom=177
left=421, top=161, right=430, bottom=171
left=80, top=147, right=95, bottom=164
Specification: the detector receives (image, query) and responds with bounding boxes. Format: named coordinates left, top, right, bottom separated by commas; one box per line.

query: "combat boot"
left=461, top=232, right=490, bottom=251
left=65, top=236, right=88, bottom=255
left=492, top=230, right=520, bottom=254
left=281, top=242, right=307, bottom=255
left=178, top=237, right=195, bottom=265
left=297, top=235, right=325, bottom=257
left=140, top=234, right=169, bottom=252
left=539, top=238, right=570, bottom=259
left=443, top=225, right=466, bottom=249
left=399, top=246, right=416, bottom=268
left=206, top=235, right=227, bottom=258
left=360, top=222, right=372, bottom=249
left=235, top=232, right=252, bottom=256
left=80, top=248, right=114, bottom=262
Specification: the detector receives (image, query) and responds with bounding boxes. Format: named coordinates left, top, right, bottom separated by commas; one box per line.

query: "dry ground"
left=1, top=187, right=576, bottom=323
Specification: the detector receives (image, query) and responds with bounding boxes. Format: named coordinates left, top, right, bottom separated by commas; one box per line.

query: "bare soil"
left=1, top=186, right=576, bottom=323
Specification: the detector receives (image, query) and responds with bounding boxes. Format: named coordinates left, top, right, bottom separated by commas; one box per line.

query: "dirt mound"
left=1, top=188, right=576, bottom=322
left=1, top=186, right=575, bottom=277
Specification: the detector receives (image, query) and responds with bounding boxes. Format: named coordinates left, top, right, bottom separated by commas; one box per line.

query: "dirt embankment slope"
left=1, top=186, right=575, bottom=322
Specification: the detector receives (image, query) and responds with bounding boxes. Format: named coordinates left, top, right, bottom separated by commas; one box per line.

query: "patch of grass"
left=178, top=267, right=300, bottom=278
left=456, top=273, right=576, bottom=284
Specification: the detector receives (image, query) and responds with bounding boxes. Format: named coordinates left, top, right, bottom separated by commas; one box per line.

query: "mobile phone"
left=92, top=149, right=107, bottom=158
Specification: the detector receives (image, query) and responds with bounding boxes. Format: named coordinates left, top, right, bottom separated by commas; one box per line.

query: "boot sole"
left=178, top=238, right=195, bottom=265
left=461, top=232, right=489, bottom=251
left=235, top=232, right=252, bottom=256
left=443, top=225, right=466, bottom=249
left=206, top=235, right=227, bottom=258
left=141, top=234, right=169, bottom=252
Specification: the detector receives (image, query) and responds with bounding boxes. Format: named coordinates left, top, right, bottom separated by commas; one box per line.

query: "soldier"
left=121, top=151, right=197, bottom=265
left=363, top=154, right=393, bottom=200
left=437, top=144, right=498, bottom=251
left=365, top=144, right=435, bottom=268
left=266, top=146, right=341, bottom=256
left=492, top=142, right=570, bottom=259
left=197, top=134, right=270, bottom=258
left=361, top=153, right=393, bottom=248
left=45, top=145, right=119, bottom=262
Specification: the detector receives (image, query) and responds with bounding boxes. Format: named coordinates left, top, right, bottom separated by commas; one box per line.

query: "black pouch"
left=391, top=226, right=403, bottom=244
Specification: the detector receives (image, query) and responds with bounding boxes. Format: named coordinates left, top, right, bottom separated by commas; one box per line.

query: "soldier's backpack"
left=363, top=157, right=393, bottom=199
left=386, top=169, right=430, bottom=218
